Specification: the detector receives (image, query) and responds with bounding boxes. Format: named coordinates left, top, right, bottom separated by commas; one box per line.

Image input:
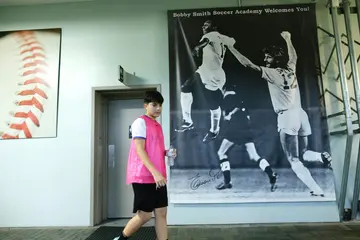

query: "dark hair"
left=144, top=90, right=164, bottom=104
left=262, top=45, right=287, bottom=68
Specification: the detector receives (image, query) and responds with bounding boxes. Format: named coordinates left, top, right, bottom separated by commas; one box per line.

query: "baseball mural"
left=0, top=28, right=61, bottom=140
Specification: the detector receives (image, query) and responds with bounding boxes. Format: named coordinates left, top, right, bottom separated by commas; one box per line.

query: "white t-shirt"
left=130, top=118, right=146, bottom=139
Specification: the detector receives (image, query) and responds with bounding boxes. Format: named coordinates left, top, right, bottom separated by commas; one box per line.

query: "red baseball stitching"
left=1, top=31, right=50, bottom=139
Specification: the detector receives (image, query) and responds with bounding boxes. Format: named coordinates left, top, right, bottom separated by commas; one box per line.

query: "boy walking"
left=114, top=90, right=176, bottom=240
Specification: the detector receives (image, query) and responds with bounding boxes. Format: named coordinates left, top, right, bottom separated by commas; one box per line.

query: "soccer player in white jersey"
left=176, top=20, right=235, bottom=143
left=226, top=31, right=332, bottom=197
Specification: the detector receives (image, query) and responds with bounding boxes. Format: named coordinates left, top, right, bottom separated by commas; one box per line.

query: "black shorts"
left=220, top=107, right=253, bottom=145
left=132, top=183, right=168, bottom=213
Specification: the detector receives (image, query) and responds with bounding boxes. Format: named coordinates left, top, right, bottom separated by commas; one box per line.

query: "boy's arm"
left=131, top=118, right=162, bottom=177
left=134, top=139, right=159, bottom=175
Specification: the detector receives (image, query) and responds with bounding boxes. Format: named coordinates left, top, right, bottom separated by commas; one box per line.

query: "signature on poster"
left=189, top=169, right=223, bottom=190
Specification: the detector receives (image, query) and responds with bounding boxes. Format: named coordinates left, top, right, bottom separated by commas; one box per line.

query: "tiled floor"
left=2, top=220, right=360, bottom=239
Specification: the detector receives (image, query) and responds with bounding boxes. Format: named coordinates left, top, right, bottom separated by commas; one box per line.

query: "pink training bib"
left=126, top=115, right=166, bottom=184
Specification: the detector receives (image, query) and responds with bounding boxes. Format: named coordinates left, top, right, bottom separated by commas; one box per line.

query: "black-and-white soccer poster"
left=167, top=3, right=336, bottom=204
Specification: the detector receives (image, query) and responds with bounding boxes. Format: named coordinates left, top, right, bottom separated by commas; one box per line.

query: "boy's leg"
left=154, top=185, right=169, bottom=240
left=114, top=183, right=155, bottom=239
left=120, top=211, right=152, bottom=239
left=154, top=207, right=167, bottom=240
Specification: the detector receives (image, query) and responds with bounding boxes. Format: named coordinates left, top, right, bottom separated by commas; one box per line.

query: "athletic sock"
left=220, top=159, right=231, bottom=184
left=257, top=158, right=274, bottom=177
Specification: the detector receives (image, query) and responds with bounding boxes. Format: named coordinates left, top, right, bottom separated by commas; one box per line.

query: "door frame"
left=90, top=84, right=162, bottom=226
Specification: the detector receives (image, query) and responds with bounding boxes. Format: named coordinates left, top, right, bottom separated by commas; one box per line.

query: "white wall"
left=0, top=0, right=357, bottom=227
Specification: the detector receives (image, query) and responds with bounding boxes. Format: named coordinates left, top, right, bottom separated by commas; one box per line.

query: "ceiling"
left=0, top=0, right=97, bottom=7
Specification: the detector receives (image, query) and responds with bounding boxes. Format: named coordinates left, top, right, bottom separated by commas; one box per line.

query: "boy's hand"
left=153, top=171, right=167, bottom=188
left=166, top=148, right=177, bottom=159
